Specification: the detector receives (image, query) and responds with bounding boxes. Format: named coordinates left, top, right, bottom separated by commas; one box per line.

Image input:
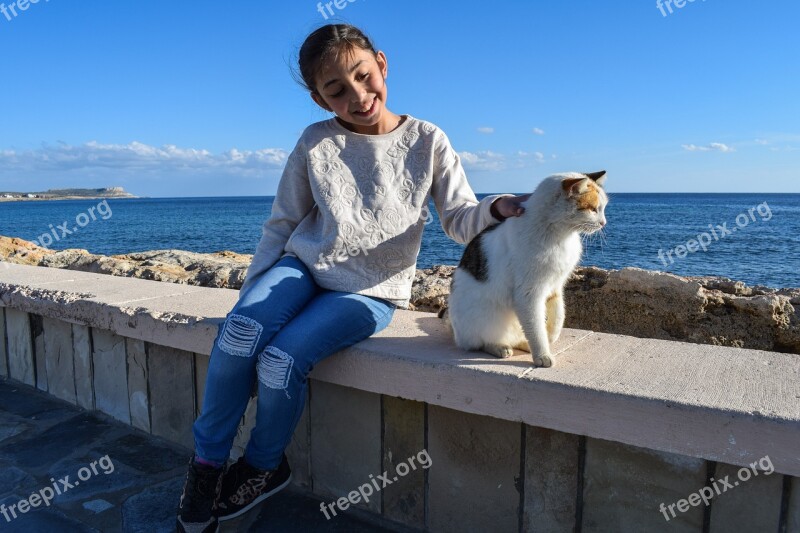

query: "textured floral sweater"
left=240, top=115, right=510, bottom=308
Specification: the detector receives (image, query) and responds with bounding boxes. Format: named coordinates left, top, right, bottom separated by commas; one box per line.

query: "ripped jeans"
left=192, top=255, right=395, bottom=471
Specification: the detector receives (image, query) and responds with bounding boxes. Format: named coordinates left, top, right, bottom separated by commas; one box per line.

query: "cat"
left=441, top=171, right=608, bottom=367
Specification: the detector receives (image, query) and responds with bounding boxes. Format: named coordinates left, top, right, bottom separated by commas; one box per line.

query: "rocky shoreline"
left=1, top=235, right=798, bottom=354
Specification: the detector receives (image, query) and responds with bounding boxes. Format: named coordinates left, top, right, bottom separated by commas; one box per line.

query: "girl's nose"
left=352, top=86, right=368, bottom=102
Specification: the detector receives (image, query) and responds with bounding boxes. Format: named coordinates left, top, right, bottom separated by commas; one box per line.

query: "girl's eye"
left=358, top=72, right=369, bottom=81
left=329, top=88, right=345, bottom=98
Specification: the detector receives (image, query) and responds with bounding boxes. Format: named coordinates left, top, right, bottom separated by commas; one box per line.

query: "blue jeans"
left=193, top=255, right=395, bottom=470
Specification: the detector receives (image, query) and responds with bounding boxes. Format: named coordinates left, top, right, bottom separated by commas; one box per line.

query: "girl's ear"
left=375, top=50, right=388, bottom=78
left=310, top=92, right=332, bottom=112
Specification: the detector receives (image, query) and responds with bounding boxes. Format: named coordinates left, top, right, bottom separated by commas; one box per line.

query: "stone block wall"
left=1, top=305, right=798, bottom=532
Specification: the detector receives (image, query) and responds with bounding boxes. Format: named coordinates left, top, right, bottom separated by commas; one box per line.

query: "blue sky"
left=1, top=0, right=798, bottom=196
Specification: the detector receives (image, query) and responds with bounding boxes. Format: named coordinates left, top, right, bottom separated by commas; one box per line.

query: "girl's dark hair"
left=297, top=24, right=377, bottom=94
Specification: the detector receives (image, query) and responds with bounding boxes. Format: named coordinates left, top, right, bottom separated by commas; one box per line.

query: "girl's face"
left=311, top=48, right=395, bottom=135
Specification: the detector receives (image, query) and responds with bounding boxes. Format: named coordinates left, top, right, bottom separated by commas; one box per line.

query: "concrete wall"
left=0, top=306, right=797, bottom=532
left=1, top=263, right=798, bottom=532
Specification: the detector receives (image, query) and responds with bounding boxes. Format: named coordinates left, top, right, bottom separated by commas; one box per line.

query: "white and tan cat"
left=443, top=172, right=608, bottom=367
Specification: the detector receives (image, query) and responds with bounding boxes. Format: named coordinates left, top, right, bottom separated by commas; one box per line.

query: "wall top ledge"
left=2, top=263, right=799, bottom=476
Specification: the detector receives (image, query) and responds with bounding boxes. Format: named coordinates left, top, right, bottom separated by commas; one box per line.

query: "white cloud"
left=458, top=150, right=506, bottom=171
left=755, top=139, right=770, bottom=145
left=0, top=141, right=289, bottom=176
left=682, top=142, right=735, bottom=153
left=532, top=128, right=545, bottom=135
left=477, top=127, right=494, bottom=134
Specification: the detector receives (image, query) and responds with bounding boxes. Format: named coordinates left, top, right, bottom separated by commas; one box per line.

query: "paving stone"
left=0, top=307, right=7, bottom=377
left=0, top=382, right=70, bottom=417
left=82, top=499, right=114, bottom=514
left=71, top=324, right=94, bottom=410
left=523, top=425, right=580, bottom=532
left=120, top=475, right=184, bottom=533
left=427, top=404, right=521, bottom=533
left=46, top=453, right=140, bottom=504
left=147, top=343, right=195, bottom=450
left=94, top=433, right=187, bottom=475
left=5, top=309, right=35, bottom=386
left=126, top=338, right=149, bottom=432
left=43, top=316, right=76, bottom=404
left=2, top=412, right=115, bottom=470
left=92, top=328, right=130, bottom=424
left=0, top=410, right=32, bottom=444
left=0, top=379, right=398, bottom=532
left=582, top=438, right=707, bottom=532
left=0, top=493, right=99, bottom=532
left=0, top=466, right=37, bottom=499
left=250, top=487, right=405, bottom=532
left=708, top=461, right=783, bottom=532
left=310, top=381, right=382, bottom=514
left=381, top=395, right=425, bottom=528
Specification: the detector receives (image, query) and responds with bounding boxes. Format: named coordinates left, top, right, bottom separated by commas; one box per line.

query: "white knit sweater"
left=240, top=115, right=509, bottom=308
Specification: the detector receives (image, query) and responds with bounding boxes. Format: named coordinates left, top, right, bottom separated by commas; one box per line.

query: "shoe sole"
left=217, top=473, right=292, bottom=522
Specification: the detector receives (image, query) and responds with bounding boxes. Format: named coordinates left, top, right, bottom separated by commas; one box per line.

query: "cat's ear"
left=584, top=170, right=607, bottom=187
left=562, top=177, right=591, bottom=196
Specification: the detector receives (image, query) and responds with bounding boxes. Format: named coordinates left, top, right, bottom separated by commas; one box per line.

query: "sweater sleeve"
left=429, top=130, right=513, bottom=244
left=239, top=140, right=314, bottom=294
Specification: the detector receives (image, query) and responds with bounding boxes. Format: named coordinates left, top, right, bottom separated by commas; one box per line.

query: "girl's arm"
left=430, top=131, right=513, bottom=244
left=239, top=141, right=314, bottom=294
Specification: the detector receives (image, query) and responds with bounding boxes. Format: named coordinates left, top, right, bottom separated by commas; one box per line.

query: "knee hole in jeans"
left=218, top=314, right=263, bottom=357
left=257, top=346, right=294, bottom=398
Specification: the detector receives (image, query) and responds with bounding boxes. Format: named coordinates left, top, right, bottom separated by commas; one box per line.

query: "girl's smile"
left=311, top=49, right=402, bottom=135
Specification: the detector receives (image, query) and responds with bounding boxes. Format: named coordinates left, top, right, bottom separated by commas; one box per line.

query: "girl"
left=176, top=24, right=528, bottom=532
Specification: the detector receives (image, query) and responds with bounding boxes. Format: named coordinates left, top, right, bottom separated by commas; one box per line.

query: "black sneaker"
left=215, top=454, right=292, bottom=521
left=176, top=457, right=223, bottom=533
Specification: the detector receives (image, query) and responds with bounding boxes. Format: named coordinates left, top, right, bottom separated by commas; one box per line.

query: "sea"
left=1, top=193, right=798, bottom=289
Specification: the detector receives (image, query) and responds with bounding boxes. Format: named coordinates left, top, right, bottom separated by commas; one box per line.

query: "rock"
left=1, top=235, right=797, bottom=354
left=0, top=236, right=54, bottom=266
left=0, top=236, right=249, bottom=289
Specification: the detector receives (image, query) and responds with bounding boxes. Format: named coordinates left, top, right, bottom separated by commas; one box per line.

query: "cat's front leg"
left=546, top=291, right=565, bottom=344
left=514, top=293, right=553, bottom=367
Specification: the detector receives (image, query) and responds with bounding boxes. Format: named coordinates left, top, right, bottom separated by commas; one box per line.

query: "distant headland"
left=0, top=187, right=138, bottom=202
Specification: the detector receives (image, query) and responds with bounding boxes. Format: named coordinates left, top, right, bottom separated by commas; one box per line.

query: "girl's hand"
left=491, top=194, right=531, bottom=221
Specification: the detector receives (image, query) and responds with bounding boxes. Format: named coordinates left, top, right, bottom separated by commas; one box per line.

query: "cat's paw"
left=484, top=343, right=514, bottom=358
left=533, top=353, right=554, bottom=368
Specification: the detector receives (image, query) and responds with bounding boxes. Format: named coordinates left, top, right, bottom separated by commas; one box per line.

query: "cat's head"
left=531, top=171, right=608, bottom=234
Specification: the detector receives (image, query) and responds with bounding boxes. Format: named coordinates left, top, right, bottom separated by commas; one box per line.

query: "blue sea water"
left=1, top=193, right=798, bottom=288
